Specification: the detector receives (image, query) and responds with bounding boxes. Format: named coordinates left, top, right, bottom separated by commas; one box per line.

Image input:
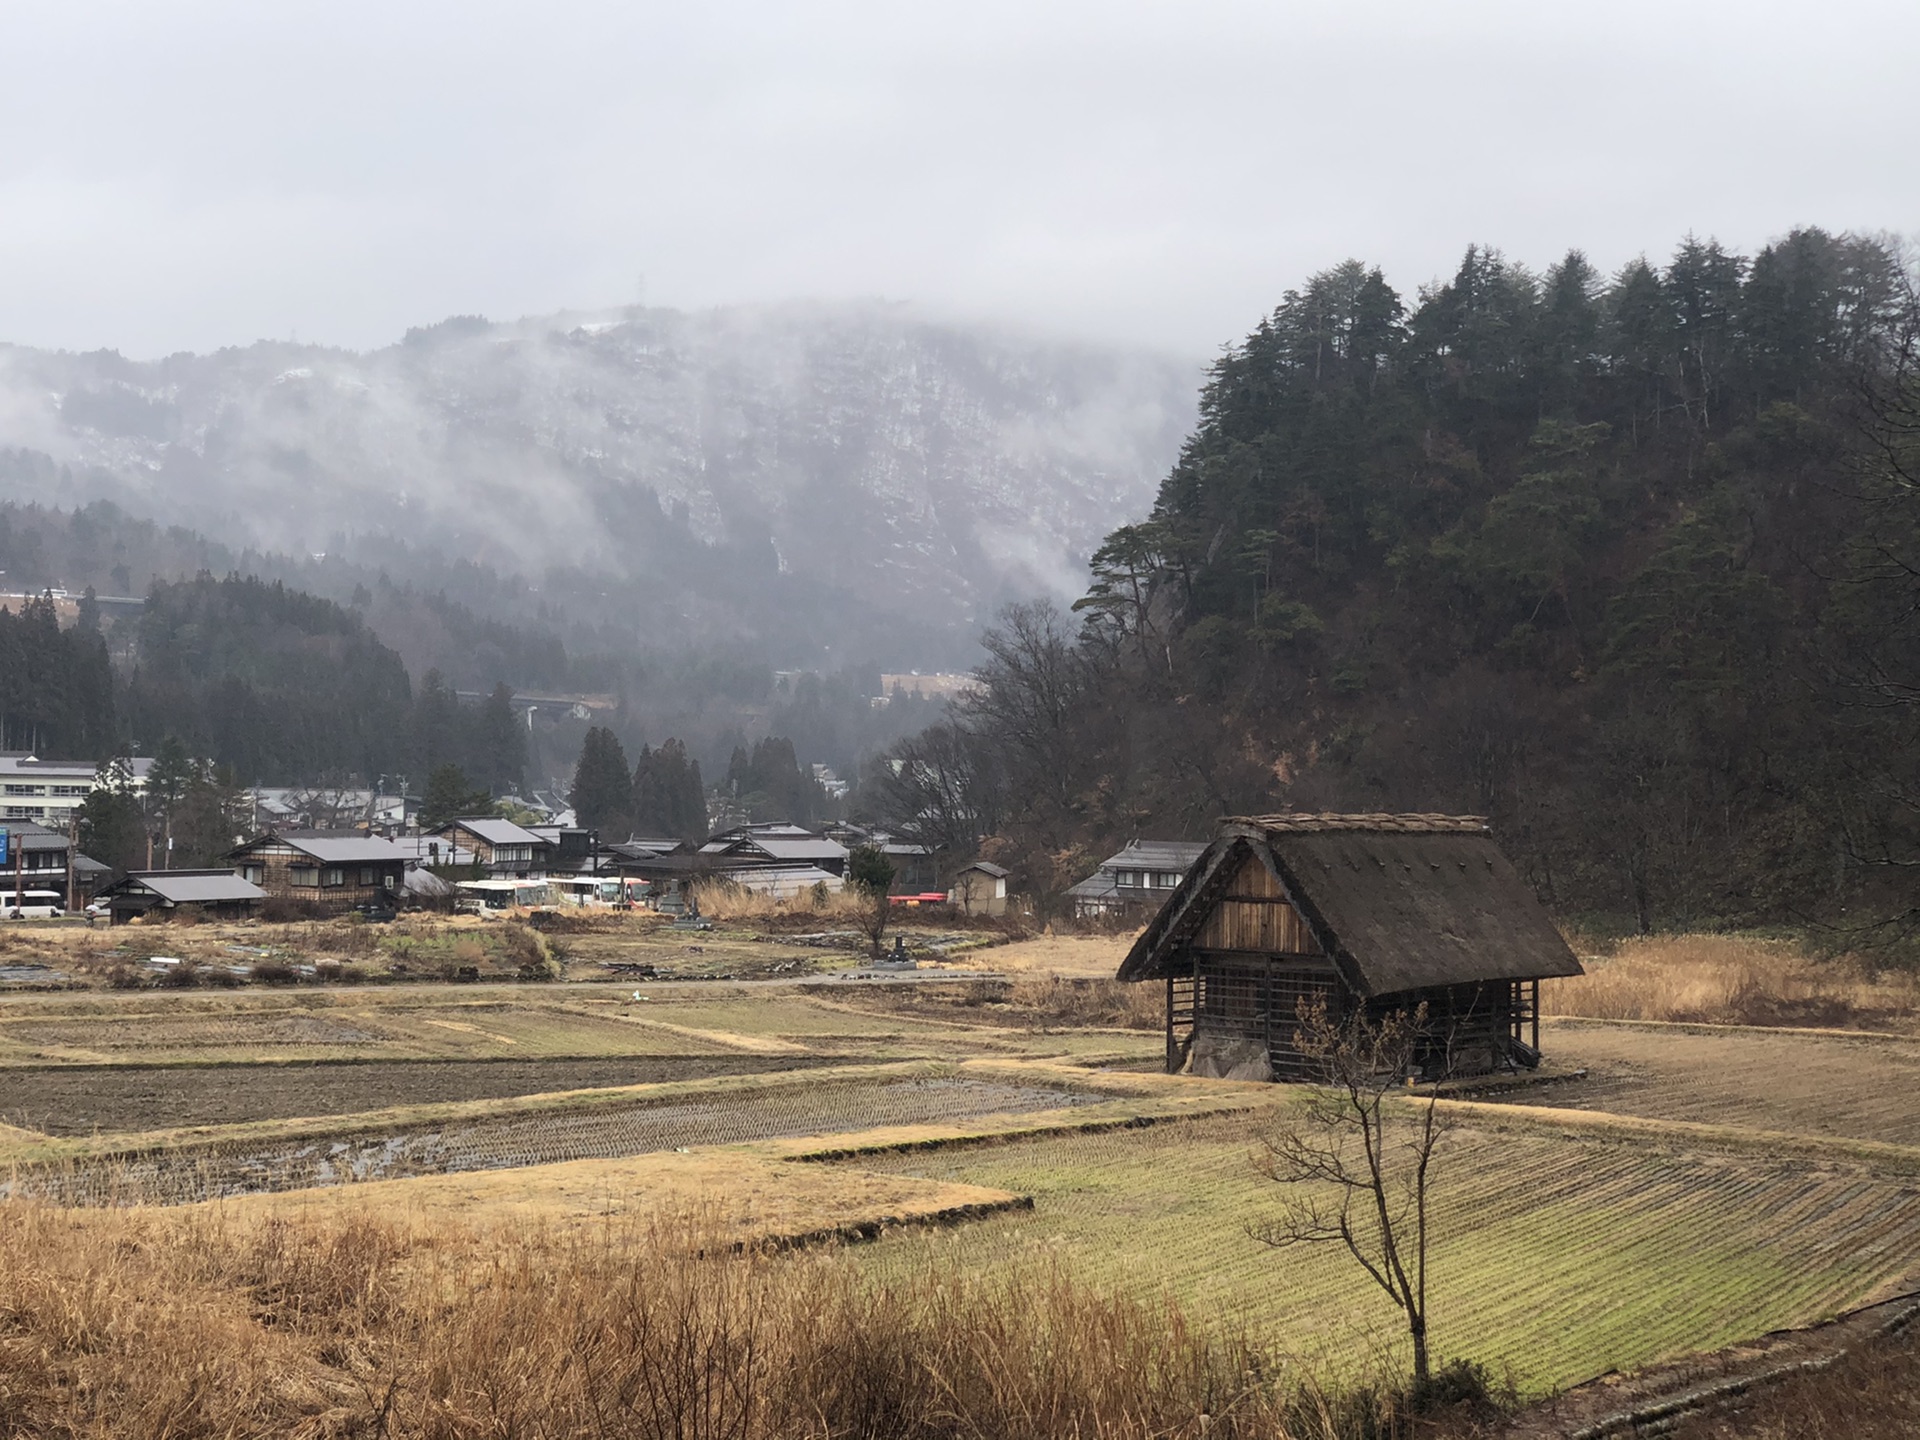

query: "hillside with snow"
left=0, top=303, right=1197, bottom=662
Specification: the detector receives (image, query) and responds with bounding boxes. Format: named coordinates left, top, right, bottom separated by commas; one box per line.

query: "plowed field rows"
left=19, top=1074, right=1105, bottom=1205
left=2, top=1054, right=860, bottom=1134
left=846, top=1113, right=1920, bottom=1392
left=1525, top=1021, right=1920, bottom=1145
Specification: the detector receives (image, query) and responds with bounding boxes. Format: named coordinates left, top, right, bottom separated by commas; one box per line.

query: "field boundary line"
left=1429, top=1096, right=1920, bottom=1172
left=739, top=1194, right=1037, bottom=1252
left=609, top=1018, right=811, bottom=1054
left=777, top=1098, right=1266, bottom=1163
left=1544, top=1015, right=1920, bottom=1044
left=1553, top=1289, right=1920, bottom=1438
left=0, top=1059, right=947, bottom=1167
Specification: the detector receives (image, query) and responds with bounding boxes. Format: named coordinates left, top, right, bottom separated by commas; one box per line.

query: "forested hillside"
left=868, top=229, right=1920, bottom=935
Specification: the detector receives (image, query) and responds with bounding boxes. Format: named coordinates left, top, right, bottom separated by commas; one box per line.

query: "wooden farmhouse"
left=1116, top=814, right=1582, bottom=1082
left=95, top=870, right=267, bottom=925
left=227, top=832, right=409, bottom=914
left=429, top=818, right=551, bottom=880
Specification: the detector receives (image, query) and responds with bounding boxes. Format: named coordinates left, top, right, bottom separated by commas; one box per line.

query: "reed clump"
left=0, top=1197, right=1466, bottom=1439
left=1544, top=933, right=1920, bottom=1030
left=687, top=878, right=875, bottom=922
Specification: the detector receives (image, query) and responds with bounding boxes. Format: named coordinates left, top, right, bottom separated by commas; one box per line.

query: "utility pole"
left=66, top=813, right=77, bottom=915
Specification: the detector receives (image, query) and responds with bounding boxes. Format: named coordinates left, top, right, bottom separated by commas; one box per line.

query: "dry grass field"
left=1545, top=933, right=1920, bottom=1031
left=4, top=926, right=1920, bottom=1436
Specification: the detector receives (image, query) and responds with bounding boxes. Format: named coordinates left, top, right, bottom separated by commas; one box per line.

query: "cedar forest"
left=865, top=229, right=1920, bottom=939
left=4, top=228, right=1918, bottom=939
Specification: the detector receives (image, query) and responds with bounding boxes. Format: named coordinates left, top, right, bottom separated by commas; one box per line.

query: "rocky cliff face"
left=0, top=303, right=1196, bottom=661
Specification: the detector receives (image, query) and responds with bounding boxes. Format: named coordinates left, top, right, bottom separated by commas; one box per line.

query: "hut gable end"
left=1194, top=850, right=1321, bottom=956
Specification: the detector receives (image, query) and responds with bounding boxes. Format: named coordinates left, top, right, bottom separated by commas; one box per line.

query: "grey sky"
left=2, top=0, right=1914, bottom=359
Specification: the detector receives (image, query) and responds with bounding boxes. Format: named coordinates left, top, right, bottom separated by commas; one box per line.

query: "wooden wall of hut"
left=1194, top=852, right=1320, bottom=955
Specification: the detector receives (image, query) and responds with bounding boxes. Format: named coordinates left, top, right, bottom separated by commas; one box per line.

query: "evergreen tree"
left=633, top=737, right=707, bottom=839
left=479, top=682, right=527, bottom=793
left=75, top=755, right=147, bottom=875
left=420, top=764, right=496, bottom=829
left=569, top=727, right=633, bottom=836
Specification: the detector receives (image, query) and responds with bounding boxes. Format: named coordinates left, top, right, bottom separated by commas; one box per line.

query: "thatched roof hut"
left=1116, top=814, right=1582, bottom=1081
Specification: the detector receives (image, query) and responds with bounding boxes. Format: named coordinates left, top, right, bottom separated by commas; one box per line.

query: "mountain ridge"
left=0, top=300, right=1199, bottom=663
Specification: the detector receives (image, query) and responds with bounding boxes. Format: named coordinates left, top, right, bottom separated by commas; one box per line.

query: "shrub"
left=253, top=961, right=299, bottom=986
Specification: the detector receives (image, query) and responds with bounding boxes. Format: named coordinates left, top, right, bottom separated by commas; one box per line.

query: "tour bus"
left=2, top=889, right=67, bottom=919
left=548, top=876, right=622, bottom=907
left=453, top=879, right=552, bottom=915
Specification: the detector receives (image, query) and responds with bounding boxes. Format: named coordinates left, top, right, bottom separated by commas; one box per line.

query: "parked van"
left=2, top=890, right=66, bottom=919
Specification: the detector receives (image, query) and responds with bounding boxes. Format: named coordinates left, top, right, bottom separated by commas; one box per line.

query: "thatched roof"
left=1117, top=814, right=1581, bottom=997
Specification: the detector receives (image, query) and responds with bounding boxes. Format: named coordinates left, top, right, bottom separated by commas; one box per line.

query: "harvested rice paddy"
left=840, top=1110, right=1920, bottom=1393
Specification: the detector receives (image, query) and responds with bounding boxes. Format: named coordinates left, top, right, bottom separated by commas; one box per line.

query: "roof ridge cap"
left=1225, top=812, right=1489, bottom=834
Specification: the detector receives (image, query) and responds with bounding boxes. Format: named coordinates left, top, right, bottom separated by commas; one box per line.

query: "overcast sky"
left=2, top=0, right=1914, bottom=360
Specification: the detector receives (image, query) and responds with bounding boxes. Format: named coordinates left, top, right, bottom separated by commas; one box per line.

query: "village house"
left=946, top=860, right=1010, bottom=916
left=227, top=832, right=409, bottom=914
left=94, top=869, right=268, bottom=925
left=702, top=824, right=849, bottom=876
left=1116, top=814, right=1583, bottom=1082
left=1067, top=839, right=1207, bottom=918
left=429, top=817, right=550, bottom=880
left=0, top=819, right=112, bottom=905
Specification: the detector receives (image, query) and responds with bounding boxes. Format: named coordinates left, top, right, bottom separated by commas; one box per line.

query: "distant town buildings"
left=0, top=753, right=153, bottom=828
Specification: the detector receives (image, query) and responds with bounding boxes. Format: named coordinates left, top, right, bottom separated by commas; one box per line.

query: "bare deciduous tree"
left=1250, top=999, right=1449, bottom=1387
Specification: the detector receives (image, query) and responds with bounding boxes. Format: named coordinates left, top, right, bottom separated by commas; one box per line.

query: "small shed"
left=95, top=870, right=268, bottom=925
left=947, top=860, right=1010, bottom=916
left=1116, top=814, right=1582, bottom=1082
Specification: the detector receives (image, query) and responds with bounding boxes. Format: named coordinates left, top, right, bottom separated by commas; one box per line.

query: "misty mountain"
left=0, top=303, right=1196, bottom=664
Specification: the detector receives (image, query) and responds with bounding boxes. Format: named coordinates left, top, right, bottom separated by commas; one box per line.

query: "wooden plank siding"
left=1193, top=852, right=1321, bottom=955
left=234, top=841, right=402, bottom=915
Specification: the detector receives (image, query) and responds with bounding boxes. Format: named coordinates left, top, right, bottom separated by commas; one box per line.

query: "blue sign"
left=0, top=829, right=8, bottom=866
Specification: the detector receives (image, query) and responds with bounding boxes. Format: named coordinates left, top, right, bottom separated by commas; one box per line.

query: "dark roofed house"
left=1067, top=839, right=1207, bottom=918
left=430, top=818, right=550, bottom=880
left=704, top=828, right=849, bottom=876
left=95, top=870, right=267, bottom=925
left=0, top=820, right=112, bottom=901
left=1117, top=814, right=1582, bottom=1083
left=227, top=831, right=409, bottom=914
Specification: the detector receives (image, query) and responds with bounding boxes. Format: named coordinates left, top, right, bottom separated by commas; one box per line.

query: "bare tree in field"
left=1251, top=999, right=1450, bottom=1387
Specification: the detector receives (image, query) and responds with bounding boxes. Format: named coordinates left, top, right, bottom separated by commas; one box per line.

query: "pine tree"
left=420, top=764, right=496, bottom=829
left=569, top=727, right=633, bottom=837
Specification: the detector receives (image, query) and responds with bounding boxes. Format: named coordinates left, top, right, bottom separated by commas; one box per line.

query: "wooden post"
left=66, top=815, right=77, bottom=914
left=1165, top=974, right=1175, bottom=1074
left=1531, top=978, right=1540, bottom=1053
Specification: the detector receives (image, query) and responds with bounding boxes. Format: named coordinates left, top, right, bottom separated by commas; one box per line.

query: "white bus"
left=2, top=889, right=67, bottom=919
left=454, top=879, right=552, bottom=914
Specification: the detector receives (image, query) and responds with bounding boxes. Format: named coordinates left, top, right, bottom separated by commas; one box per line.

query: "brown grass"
left=0, top=1197, right=1454, bottom=1439
left=1542, top=934, right=1920, bottom=1031
left=811, top=975, right=1164, bottom=1031
left=967, top=933, right=1136, bottom=979
left=1671, top=1313, right=1920, bottom=1438
left=687, top=877, right=874, bottom=922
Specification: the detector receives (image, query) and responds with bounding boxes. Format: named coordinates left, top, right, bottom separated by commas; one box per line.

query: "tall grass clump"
left=0, top=1198, right=1471, bottom=1438
left=1544, top=934, right=1920, bottom=1030
left=687, top=878, right=874, bottom=923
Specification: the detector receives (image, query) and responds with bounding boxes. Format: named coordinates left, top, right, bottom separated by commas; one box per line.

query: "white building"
left=0, top=753, right=153, bottom=829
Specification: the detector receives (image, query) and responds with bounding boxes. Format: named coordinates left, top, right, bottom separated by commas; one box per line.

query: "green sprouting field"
left=842, top=1110, right=1920, bottom=1392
